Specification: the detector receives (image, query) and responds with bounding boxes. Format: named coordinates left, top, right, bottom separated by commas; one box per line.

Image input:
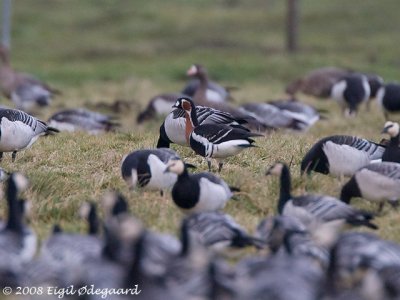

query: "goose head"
left=381, top=121, right=400, bottom=138
left=187, top=64, right=206, bottom=77
left=265, top=162, right=286, bottom=177
left=172, top=97, right=195, bottom=112
left=164, top=159, right=185, bottom=175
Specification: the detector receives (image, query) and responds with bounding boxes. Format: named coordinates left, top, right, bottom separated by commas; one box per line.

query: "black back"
left=382, top=84, right=400, bottom=111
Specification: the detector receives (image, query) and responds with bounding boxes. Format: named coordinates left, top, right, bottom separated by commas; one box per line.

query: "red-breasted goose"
left=48, top=108, right=119, bottom=134
left=301, top=135, right=385, bottom=177
left=381, top=121, right=400, bottom=163
left=121, top=148, right=182, bottom=192
left=377, top=83, right=400, bottom=120
left=331, top=73, right=371, bottom=117
left=172, top=97, right=262, bottom=172
left=164, top=159, right=239, bottom=214
left=340, top=161, right=400, bottom=211
left=0, top=108, right=59, bottom=161
left=157, top=98, right=249, bottom=149
left=267, top=162, right=377, bottom=229
left=0, top=46, right=60, bottom=112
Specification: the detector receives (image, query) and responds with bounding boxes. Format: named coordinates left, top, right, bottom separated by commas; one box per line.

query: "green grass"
left=2, top=0, right=400, bottom=242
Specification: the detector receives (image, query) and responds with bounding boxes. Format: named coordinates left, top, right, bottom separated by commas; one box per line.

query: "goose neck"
left=277, top=165, right=292, bottom=214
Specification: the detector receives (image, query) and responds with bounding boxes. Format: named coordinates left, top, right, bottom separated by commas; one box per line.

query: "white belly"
left=209, top=140, right=250, bottom=158
left=356, top=170, right=400, bottom=202
left=0, top=119, right=36, bottom=152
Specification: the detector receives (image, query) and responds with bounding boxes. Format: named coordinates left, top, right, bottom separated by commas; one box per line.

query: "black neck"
left=125, top=232, right=146, bottom=288
left=5, top=178, right=23, bottom=233
left=88, top=203, right=99, bottom=235
left=390, top=134, right=400, bottom=147
left=180, top=219, right=190, bottom=257
left=277, top=165, right=292, bottom=214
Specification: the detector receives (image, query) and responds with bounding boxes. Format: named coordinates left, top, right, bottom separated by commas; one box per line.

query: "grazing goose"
left=47, top=108, right=119, bottom=134
left=381, top=121, right=400, bottom=163
left=285, top=67, right=351, bottom=98
left=121, top=148, right=182, bottom=192
left=301, top=135, right=385, bottom=177
left=377, top=83, right=400, bottom=120
left=0, top=108, right=59, bottom=161
left=165, top=159, right=239, bottom=214
left=340, top=161, right=400, bottom=210
left=172, top=97, right=262, bottom=172
left=137, top=92, right=186, bottom=123
left=186, top=64, right=232, bottom=103
left=184, top=211, right=264, bottom=250
left=238, top=99, right=320, bottom=131
left=0, top=46, right=60, bottom=111
left=0, top=173, right=36, bottom=271
left=331, top=73, right=371, bottom=116
left=266, top=162, right=377, bottom=229
left=157, top=100, right=249, bottom=148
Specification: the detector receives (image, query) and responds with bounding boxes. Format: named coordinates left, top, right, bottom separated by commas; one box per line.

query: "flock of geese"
left=2, top=45, right=400, bottom=299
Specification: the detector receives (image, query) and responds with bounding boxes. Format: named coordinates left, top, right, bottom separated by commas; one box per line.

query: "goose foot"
left=11, top=151, right=16, bottom=162
left=207, top=160, right=212, bottom=172
left=218, top=162, right=224, bottom=173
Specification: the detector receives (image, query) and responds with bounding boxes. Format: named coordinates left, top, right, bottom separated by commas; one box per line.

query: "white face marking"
left=78, top=202, right=91, bottom=219
left=383, top=121, right=400, bottom=137
left=13, top=173, right=29, bottom=192
left=268, top=163, right=284, bottom=176
left=165, top=159, right=185, bottom=175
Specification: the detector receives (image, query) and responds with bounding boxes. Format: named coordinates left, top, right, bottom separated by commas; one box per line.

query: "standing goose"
left=0, top=173, right=36, bottom=271
left=47, top=108, right=119, bottom=134
left=164, top=159, right=239, bottom=214
left=0, top=108, right=59, bottom=161
left=381, top=121, right=400, bottom=163
left=0, top=46, right=60, bottom=112
left=301, top=135, right=385, bottom=177
left=266, top=162, right=377, bottom=229
left=377, top=83, right=400, bottom=120
left=172, top=97, right=262, bottom=172
left=340, top=161, right=400, bottom=210
left=157, top=101, right=249, bottom=148
left=331, top=73, right=371, bottom=116
left=121, top=148, right=182, bottom=192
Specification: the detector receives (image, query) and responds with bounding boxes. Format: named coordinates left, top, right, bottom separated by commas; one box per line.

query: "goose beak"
left=381, top=126, right=391, bottom=134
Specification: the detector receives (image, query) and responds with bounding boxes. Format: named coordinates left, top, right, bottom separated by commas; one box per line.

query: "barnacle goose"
left=256, top=216, right=330, bottom=268
left=40, top=202, right=103, bottom=266
left=0, top=108, right=59, bottom=161
left=172, top=97, right=262, bottom=172
left=331, top=73, right=371, bottom=116
left=238, top=99, right=320, bottom=131
left=377, top=83, right=400, bottom=120
left=186, top=64, right=232, bottom=103
left=137, top=92, right=186, bottom=123
left=47, top=108, right=119, bottom=134
left=301, top=135, right=385, bottom=177
left=156, top=99, right=249, bottom=148
left=340, top=161, right=400, bottom=210
left=381, top=121, right=400, bottom=163
left=184, top=211, right=265, bottom=250
left=165, top=159, right=239, bottom=214
left=121, top=148, right=182, bottom=192
left=267, top=162, right=377, bottom=229
left=0, top=173, right=36, bottom=272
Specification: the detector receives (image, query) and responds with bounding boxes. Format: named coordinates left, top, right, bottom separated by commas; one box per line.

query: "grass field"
left=3, top=0, right=400, bottom=242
